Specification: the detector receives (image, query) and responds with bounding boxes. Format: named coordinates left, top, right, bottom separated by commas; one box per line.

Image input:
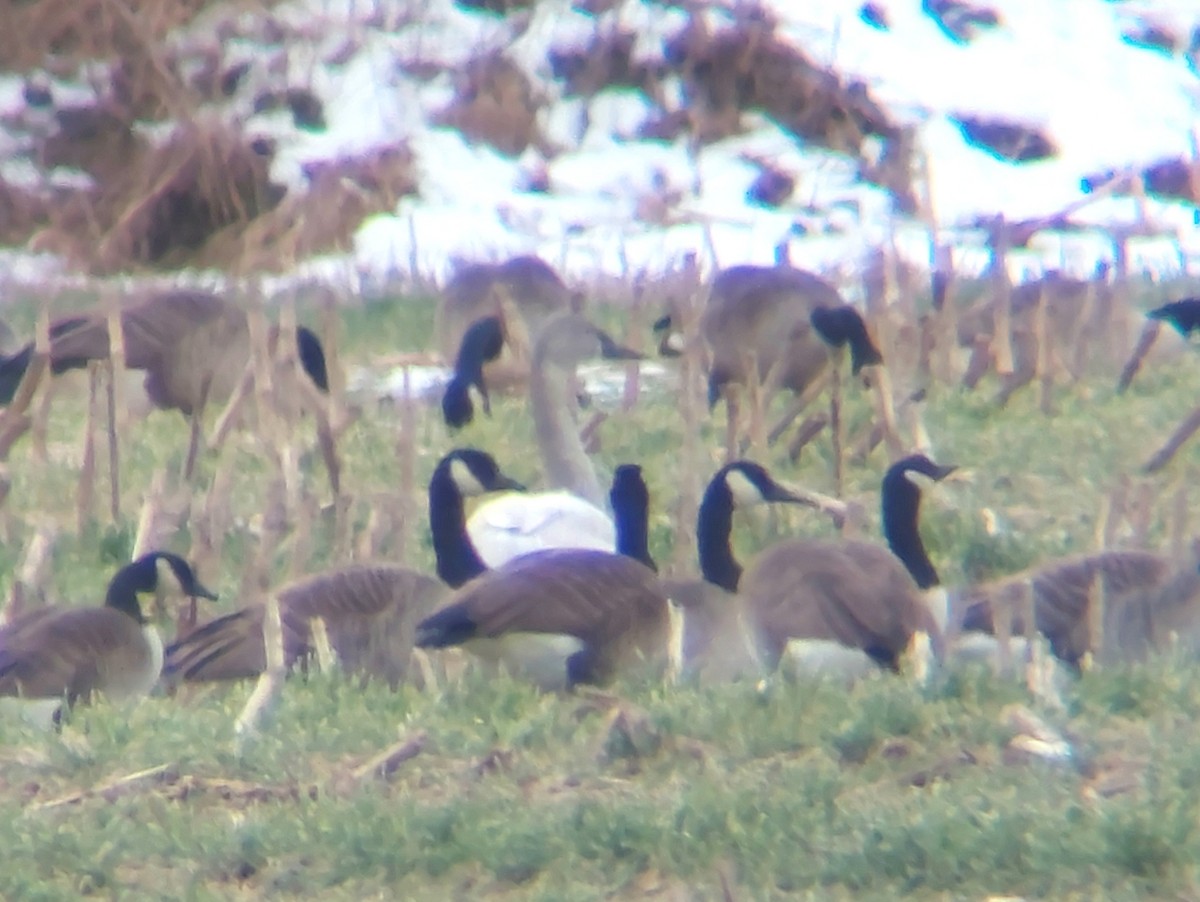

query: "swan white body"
left=466, top=489, right=615, bottom=567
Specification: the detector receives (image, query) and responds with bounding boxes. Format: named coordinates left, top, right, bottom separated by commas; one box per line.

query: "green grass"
left=2, top=282, right=1200, bottom=899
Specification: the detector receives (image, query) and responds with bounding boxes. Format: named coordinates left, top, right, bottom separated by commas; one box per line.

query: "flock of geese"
left=2, top=255, right=1200, bottom=729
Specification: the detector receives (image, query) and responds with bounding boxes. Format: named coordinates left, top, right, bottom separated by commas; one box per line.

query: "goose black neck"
left=0, top=344, right=34, bottom=405
left=429, top=465, right=488, bottom=588
left=613, top=488, right=655, bottom=572
left=881, top=471, right=940, bottom=589
left=104, top=559, right=156, bottom=623
left=697, top=482, right=741, bottom=592
left=455, top=316, right=503, bottom=383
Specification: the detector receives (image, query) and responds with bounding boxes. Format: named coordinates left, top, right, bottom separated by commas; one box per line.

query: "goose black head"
left=1147, top=298, right=1200, bottom=337
left=652, top=313, right=684, bottom=358
left=717, top=460, right=809, bottom=508
left=697, top=460, right=810, bottom=592
left=106, top=552, right=218, bottom=622
left=810, top=305, right=884, bottom=375
left=296, top=326, right=330, bottom=392
left=439, top=448, right=526, bottom=497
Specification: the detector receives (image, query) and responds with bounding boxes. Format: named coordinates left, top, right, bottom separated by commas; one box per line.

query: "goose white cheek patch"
left=449, top=458, right=488, bottom=496
left=724, top=470, right=766, bottom=508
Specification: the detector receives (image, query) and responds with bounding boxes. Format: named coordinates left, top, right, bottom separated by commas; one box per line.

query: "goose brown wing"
left=164, top=566, right=445, bottom=683
left=450, top=549, right=666, bottom=643
left=746, top=541, right=923, bottom=660
left=280, top=565, right=446, bottom=683
left=0, top=608, right=146, bottom=702
left=46, top=291, right=232, bottom=372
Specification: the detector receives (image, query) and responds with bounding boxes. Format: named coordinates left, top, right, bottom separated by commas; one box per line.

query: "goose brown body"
left=703, top=266, right=842, bottom=404
left=745, top=540, right=942, bottom=671
left=0, top=551, right=216, bottom=725
left=0, top=289, right=327, bottom=416
left=958, top=549, right=1179, bottom=666
left=416, top=548, right=670, bottom=688
left=162, top=565, right=447, bottom=687
left=740, top=455, right=954, bottom=674
left=435, top=256, right=571, bottom=393
left=164, top=448, right=523, bottom=688
left=0, top=607, right=162, bottom=705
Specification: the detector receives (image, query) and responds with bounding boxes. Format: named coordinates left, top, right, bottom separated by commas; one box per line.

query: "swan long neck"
left=697, top=487, right=741, bottom=592
left=882, top=480, right=940, bottom=590
left=429, top=472, right=488, bottom=588
left=529, top=357, right=605, bottom=507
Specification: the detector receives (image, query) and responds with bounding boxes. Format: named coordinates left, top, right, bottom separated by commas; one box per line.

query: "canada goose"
left=956, top=272, right=1113, bottom=404
left=0, top=290, right=329, bottom=477
left=742, top=454, right=955, bottom=677
left=442, top=315, right=504, bottom=429
left=161, top=448, right=525, bottom=686
left=667, top=460, right=833, bottom=683
left=415, top=464, right=669, bottom=690
left=465, top=311, right=642, bottom=565
left=701, top=265, right=882, bottom=436
left=435, top=256, right=572, bottom=396
left=954, top=547, right=1199, bottom=668
left=0, top=289, right=328, bottom=413
left=654, top=267, right=882, bottom=463
left=0, top=551, right=217, bottom=728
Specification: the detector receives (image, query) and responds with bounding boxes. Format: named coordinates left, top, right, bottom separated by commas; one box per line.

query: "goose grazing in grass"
left=954, top=545, right=1200, bottom=668
left=435, top=256, right=572, bottom=397
left=0, top=289, right=328, bottom=475
left=742, top=454, right=955, bottom=679
left=442, top=316, right=505, bottom=429
left=0, top=551, right=217, bottom=728
left=161, top=448, right=525, bottom=687
left=664, top=460, right=838, bottom=683
left=415, top=464, right=670, bottom=690
left=701, top=265, right=882, bottom=451
left=465, top=311, right=642, bottom=566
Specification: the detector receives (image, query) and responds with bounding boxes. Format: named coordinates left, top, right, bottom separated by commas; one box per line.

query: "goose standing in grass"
left=700, top=265, right=882, bottom=453
left=442, top=315, right=505, bottom=429
left=465, top=312, right=642, bottom=566
left=161, top=448, right=525, bottom=687
left=416, top=464, right=670, bottom=690
left=0, top=289, right=329, bottom=474
left=742, top=454, right=955, bottom=679
left=435, top=255, right=572, bottom=397
left=664, top=460, right=838, bottom=682
left=954, top=545, right=1200, bottom=668
left=0, top=551, right=217, bottom=728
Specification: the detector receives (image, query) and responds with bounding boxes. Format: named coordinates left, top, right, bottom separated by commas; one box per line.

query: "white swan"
left=466, top=312, right=640, bottom=566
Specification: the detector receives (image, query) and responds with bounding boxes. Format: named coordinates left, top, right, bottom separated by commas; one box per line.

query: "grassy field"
left=3, top=281, right=1200, bottom=900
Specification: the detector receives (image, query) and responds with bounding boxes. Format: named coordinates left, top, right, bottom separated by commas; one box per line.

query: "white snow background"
left=1, top=0, right=1198, bottom=310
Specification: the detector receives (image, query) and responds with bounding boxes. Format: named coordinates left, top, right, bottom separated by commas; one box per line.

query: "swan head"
left=534, top=313, right=642, bottom=369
